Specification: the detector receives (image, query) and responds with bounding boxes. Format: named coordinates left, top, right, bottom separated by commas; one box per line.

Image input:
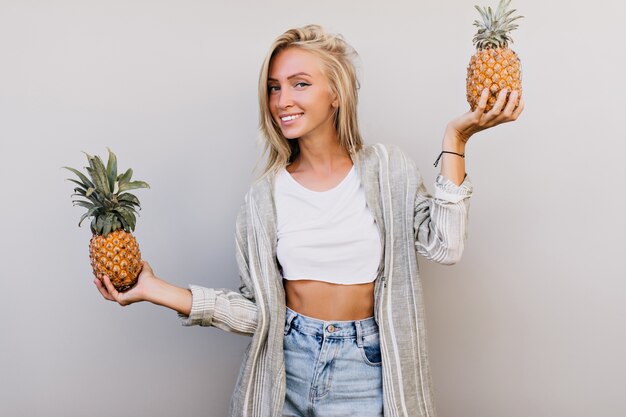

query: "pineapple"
left=64, top=148, right=149, bottom=292
left=466, top=0, right=523, bottom=112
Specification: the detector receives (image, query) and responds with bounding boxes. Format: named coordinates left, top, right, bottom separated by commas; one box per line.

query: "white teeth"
left=281, top=113, right=303, bottom=121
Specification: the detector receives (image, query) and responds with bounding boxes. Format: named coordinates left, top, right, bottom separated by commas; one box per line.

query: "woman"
left=95, top=24, right=523, bottom=417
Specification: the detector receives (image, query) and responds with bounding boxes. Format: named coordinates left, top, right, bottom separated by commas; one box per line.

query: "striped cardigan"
left=178, top=142, right=473, bottom=416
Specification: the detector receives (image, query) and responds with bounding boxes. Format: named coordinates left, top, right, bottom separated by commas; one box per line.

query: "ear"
left=326, top=84, right=339, bottom=108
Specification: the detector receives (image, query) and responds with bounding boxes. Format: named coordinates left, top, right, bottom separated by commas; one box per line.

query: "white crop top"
left=275, top=164, right=382, bottom=285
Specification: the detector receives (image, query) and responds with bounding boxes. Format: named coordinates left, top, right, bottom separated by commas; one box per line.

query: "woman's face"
left=268, top=47, right=338, bottom=141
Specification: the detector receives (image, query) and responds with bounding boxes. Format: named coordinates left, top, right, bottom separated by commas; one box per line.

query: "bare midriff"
left=283, top=278, right=375, bottom=321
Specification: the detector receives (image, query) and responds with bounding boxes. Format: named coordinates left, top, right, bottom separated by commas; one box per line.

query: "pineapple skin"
left=466, top=47, right=522, bottom=113
left=89, top=229, right=142, bottom=292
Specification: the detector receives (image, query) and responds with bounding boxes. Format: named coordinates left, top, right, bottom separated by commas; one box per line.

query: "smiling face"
left=267, top=47, right=339, bottom=141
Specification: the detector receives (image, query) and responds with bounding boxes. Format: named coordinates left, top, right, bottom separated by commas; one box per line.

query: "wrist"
left=146, top=277, right=192, bottom=315
left=443, top=125, right=468, bottom=153
left=143, top=276, right=169, bottom=306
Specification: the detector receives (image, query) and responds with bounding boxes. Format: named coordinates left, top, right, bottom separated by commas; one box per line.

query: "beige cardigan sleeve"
left=413, top=163, right=473, bottom=265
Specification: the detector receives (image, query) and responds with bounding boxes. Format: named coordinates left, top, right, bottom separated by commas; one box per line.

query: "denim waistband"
left=285, top=306, right=378, bottom=340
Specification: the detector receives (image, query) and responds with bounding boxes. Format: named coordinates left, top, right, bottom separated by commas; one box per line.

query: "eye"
left=268, top=85, right=279, bottom=92
left=295, top=82, right=310, bottom=88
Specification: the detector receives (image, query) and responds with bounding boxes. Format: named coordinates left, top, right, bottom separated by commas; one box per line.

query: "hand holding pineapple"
left=94, top=259, right=194, bottom=315
left=448, top=86, right=524, bottom=144
left=94, top=259, right=157, bottom=306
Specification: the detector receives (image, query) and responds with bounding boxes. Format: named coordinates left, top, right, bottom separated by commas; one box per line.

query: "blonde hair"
left=253, top=24, right=363, bottom=182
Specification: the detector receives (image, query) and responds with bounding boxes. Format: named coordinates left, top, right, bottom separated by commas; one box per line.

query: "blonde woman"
left=95, top=24, right=523, bottom=417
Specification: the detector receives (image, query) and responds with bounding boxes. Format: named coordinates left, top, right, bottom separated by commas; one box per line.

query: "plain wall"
left=1, top=1, right=625, bottom=416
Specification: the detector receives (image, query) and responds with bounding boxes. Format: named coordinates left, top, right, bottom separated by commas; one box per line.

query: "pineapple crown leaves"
left=472, top=0, right=524, bottom=50
left=63, top=147, right=150, bottom=237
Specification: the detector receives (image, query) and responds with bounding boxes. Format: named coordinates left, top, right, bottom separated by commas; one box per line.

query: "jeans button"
left=327, top=324, right=335, bottom=332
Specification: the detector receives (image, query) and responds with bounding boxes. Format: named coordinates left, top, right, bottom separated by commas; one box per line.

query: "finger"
left=502, top=90, right=519, bottom=117
left=487, top=88, right=509, bottom=116
left=94, top=278, right=115, bottom=301
left=511, top=97, right=525, bottom=119
left=474, top=88, right=489, bottom=115
left=102, top=274, right=121, bottom=303
left=139, top=260, right=149, bottom=275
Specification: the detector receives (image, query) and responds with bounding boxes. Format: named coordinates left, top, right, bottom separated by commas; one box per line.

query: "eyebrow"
left=267, top=72, right=312, bottom=82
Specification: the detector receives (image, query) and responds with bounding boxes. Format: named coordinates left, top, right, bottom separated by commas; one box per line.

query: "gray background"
left=1, top=0, right=625, bottom=416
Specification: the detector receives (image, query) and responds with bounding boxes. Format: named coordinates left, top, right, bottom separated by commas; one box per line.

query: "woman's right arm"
left=94, top=261, right=192, bottom=316
left=94, top=199, right=258, bottom=336
left=95, top=262, right=258, bottom=336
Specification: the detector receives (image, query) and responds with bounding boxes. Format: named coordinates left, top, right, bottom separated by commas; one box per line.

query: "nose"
left=276, top=86, right=293, bottom=110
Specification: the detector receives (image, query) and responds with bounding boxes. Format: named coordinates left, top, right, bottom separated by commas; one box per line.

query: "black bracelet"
left=434, top=150, right=465, bottom=167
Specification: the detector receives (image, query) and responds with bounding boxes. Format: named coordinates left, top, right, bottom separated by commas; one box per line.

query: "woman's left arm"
left=440, top=88, right=525, bottom=185
left=413, top=88, right=524, bottom=264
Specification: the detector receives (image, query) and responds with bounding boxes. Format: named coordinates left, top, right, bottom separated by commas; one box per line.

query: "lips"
left=280, top=113, right=303, bottom=121
left=279, top=113, right=304, bottom=125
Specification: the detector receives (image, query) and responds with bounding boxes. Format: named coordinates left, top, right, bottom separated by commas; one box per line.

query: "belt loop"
left=284, top=308, right=297, bottom=336
left=355, top=320, right=364, bottom=348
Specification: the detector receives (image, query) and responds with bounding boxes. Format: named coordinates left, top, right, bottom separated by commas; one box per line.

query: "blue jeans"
left=282, top=306, right=383, bottom=417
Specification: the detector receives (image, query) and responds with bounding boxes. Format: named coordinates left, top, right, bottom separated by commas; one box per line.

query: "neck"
left=293, top=121, right=351, bottom=173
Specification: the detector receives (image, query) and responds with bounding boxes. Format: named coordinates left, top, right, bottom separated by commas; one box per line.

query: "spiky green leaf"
left=495, top=0, right=506, bottom=17
left=113, top=206, right=137, bottom=231
left=502, top=9, right=515, bottom=21
left=102, top=212, right=116, bottom=236
left=79, top=207, right=99, bottom=227
left=102, top=219, right=111, bottom=236
left=105, top=147, right=117, bottom=193
left=72, top=200, right=95, bottom=209
left=118, top=181, right=150, bottom=193
left=71, top=188, right=102, bottom=205
left=96, top=215, right=105, bottom=234
left=85, top=166, right=109, bottom=197
left=63, top=167, right=95, bottom=189
left=66, top=178, right=89, bottom=191
left=111, top=218, right=123, bottom=232
left=117, top=168, right=133, bottom=184
left=90, top=154, right=111, bottom=194
left=118, top=193, right=140, bottom=206
left=121, top=204, right=140, bottom=213
left=115, top=210, right=131, bottom=230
